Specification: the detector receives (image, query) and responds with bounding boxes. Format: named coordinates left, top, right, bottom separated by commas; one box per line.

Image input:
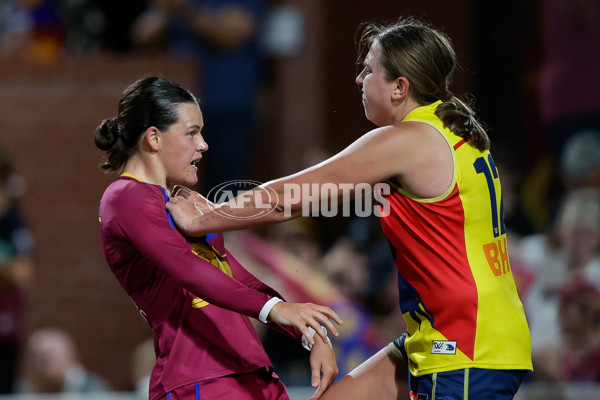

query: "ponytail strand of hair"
left=435, top=96, right=490, bottom=151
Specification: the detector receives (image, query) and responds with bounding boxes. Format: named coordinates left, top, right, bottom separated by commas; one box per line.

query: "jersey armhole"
left=389, top=118, right=458, bottom=203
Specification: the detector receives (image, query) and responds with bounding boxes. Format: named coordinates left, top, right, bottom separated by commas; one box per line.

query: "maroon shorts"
left=163, top=367, right=290, bottom=400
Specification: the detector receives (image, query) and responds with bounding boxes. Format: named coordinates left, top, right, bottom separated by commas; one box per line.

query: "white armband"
left=259, top=297, right=283, bottom=323
left=301, top=326, right=329, bottom=351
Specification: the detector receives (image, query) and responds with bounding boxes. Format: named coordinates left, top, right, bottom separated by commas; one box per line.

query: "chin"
left=365, top=114, right=382, bottom=126
left=176, top=176, right=199, bottom=188
left=185, top=178, right=199, bottom=187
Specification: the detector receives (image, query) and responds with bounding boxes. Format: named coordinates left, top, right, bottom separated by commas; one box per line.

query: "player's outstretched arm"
left=167, top=125, right=411, bottom=237
left=267, top=302, right=342, bottom=346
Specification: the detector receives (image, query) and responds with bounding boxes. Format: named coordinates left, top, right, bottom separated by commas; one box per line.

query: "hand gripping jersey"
left=98, top=176, right=301, bottom=400
left=380, top=101, right=532, bottom=376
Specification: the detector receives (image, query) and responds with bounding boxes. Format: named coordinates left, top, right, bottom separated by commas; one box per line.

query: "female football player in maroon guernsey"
left=94, top=76, right=342, bottom=400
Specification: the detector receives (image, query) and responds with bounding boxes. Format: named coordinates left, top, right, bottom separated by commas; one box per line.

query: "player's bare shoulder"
left=359, top=122, right=441, bottom=159
left=392, top=120, right=454, bottom=197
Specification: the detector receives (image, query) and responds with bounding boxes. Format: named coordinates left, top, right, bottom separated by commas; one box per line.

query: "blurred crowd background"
left=1, top=0, right=600, bottom=399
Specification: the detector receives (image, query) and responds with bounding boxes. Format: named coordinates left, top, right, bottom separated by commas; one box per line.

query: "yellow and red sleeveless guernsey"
left=381, top=101, right=532, bottom=376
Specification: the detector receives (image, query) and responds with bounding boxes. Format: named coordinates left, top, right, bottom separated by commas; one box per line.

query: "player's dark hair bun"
left=94, top=117, right=120, bottom=151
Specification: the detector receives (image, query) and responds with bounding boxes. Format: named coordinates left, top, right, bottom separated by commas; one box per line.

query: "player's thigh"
left=321, top=346, right=409, bottom=400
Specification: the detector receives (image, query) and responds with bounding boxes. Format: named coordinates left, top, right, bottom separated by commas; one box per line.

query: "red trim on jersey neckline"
left=454, top=139, right=467, bottom=150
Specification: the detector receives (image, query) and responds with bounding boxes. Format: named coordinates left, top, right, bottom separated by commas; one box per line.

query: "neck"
left=393, top=96, right=421, bottom=125
left=122, top=155, right=166, bottom=188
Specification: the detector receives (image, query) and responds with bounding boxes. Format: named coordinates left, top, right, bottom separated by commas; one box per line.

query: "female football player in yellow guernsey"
left=167, top=17, right=533, bottom=400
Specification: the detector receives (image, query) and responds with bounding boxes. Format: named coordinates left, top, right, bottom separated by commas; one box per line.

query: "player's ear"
left=144, top=127, right=161, bottom=152
left=392, top=77, right=409, bottom=101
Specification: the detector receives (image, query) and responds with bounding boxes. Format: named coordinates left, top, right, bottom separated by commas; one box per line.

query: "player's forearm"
left=173, top=163, right=367, bottom=237
left=184, top=186, right=300, bottom=236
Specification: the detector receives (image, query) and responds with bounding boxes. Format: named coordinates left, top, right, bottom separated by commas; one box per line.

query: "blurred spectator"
left=0, top=0, right=32, bottom=57
left=0, top=0, right=149, bottom=59
left=131, top=0, right=266, bottom=191
left=0, top=0, right=66, bottom=62
left=517, top=187, right=600, bottom=353
left=267, top=221, right=323, bottom=269
left=20, top=327, right=110, bottom=393
left=59, top=0, right=104, bottom=55
left=346, top=216, right=398, bottom=318
left=532, top=279, right=600, bottom=382
left=559, top=129, right=600, bottom=191
left=515, top=0, right=600, bottom=232
left=538, top=0, right=600, bottom=159
left=0, top=146, right=34, bottom=394
left=321, top=237, right=370, bottom=302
